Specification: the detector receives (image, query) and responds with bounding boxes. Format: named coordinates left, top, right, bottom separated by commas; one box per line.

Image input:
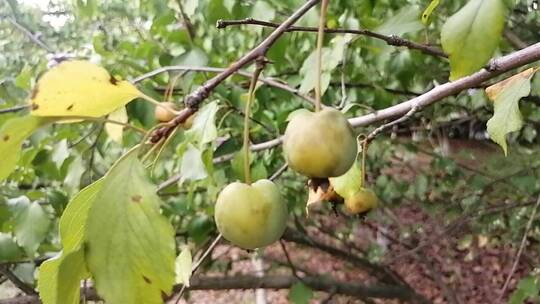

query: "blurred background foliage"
left=0, top=0, right=539, bottom=302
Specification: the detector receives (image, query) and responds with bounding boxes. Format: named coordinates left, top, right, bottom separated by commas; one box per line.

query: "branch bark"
left=216, top=18, right=447, bottom=58
left=221, top=42, right=540, bottom=155
left=0, top=275, right=424, bottom=304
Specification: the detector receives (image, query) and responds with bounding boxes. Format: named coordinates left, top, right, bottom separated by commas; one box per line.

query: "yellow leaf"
left=105, top=106, right=128, bottom=143
left=30, top=60, right=141, bottom=118
left=486, top=68, right=537, bottom=101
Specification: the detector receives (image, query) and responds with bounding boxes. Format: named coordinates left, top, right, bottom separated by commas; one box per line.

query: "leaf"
left=329, top=161, right=363, bottom=199
left=251, top=0, right=275, bottom=22
left=0, top=115, right=51, bottom=180
left=85, top=150, right=176, bottom=304
left=376, top=6, right=423, bottom=36
left=185, top=101, right=219, bottom=146
left=486, top=68, right=537, bottom=155
left=15, top=65, right=32, bottom=90
left=38, top=250, right=88, bottom=304
left=421, top=0, right=440, bottom=25
left=38, top=180, right=103, bottom=304
left=175, top=247, right=192, bottom=287
left=0, top=233, right=23, bottom=262
left=51, top=139, right=70, bottom=169
left=180, top=144, right=208, bottom=183
left=12, top=198, right=51, bottom=255
left=105, top=106, right=128, bottom=143
left=441, top=0, right=507, bottom=80
left=288, top=282, right=313, bottom=304
left=30, top=60, right=141, bottom=118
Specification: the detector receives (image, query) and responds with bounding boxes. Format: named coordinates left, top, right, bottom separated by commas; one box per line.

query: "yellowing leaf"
left=38, top=180, right=103, bottom=304
left=486, top=68, right=537, bottom=101
left=0, top=116, right=52, bottom=181
left=175, top=247, right=192, bottom=287
left=486, top=68, right=537, bottom=155
left=30, top=60, right=141, bottom=118
left=421, top=0, right=440, bottom=25
left=85, top=150, right=176, bottom=304
left=441, top=0, right=507, bottom=80
left=105, top=106, right=128, bottom=143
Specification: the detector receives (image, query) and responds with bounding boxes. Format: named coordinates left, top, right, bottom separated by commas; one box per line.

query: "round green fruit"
left=283, top=108, right=357, bottom=178
left=344, top=188, right=378, bottom=215
left=214, top=179, right=288, bottom=249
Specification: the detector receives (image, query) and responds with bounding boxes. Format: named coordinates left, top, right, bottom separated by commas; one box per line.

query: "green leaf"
left=0, top=115, right=51, bottom=181
left=38, top=250, right=88, bottom=304
left=486, top=68, right=537, bottom=155
left=15, top=65, right=32, bottom=90
left=12, top=198, right=51, bottom=255
left=329, top=160, right=362, bottom=199
left=0, top=233, right=23, bottom=262
left=441, top=0, right=507, bottom=80
left=376, top=6, right=423, bottom=36
left=185, top=101, right=219, bottom=146
left=38, top=180, right=102, bottom=304
left=85, top=150, right=176, bottom=304
left=251, top=1, right=275, bottom=21
left=421, top=0, right=440, bottom=25
left=175, top=247, right=192, bottom=286
left=510, top=275, right=540, bottom=304
left=51, top=139, right=70, bottom=169
left=288, top=282, right=313, bottom=304
left=180, top=143, right=208, bottom=183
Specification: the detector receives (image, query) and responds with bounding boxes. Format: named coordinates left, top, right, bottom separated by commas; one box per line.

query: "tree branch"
left=132, top=65, right=315, bottom=105
left=0, top=275, right=424, bottom=304
left=149, top=0, right=321, bottom=143
left=216, top=18, right=447, bottom=58
left=225, top=42, right=540, bottom=155
left=0, top=265, right=36, bottom=296
left=8, top=18, right=53, bottom=53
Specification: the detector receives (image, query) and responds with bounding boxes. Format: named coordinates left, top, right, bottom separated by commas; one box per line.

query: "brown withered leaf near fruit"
left=306, top=178, right=343, bottom=215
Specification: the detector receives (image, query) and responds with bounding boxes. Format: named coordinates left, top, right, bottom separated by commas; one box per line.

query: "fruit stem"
left=361, top=139, right=367, bottom=187
left=243, top=60, right=265, bottom=185
left=314, top=0, right=329, bottom=112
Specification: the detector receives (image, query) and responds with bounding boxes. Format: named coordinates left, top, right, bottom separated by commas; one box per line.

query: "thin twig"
left=8, top=18, right=53, bottom=52
left=279, top=240, right=303, bottom=281
left=269, top=164, right=288, bottom=181
left=0, top=105, right=30, bottom=115
left=314, top=0, right=329, bottom=112
left=173, top=234, right=223, bottom=302
left=216, top=18, right=447, bottom=58
left=365, top=105, right=419, bottom=144
left=132, top=65, right=316, bottom=105
left=0, top=265, right=36, bottom=295
left=498, top=194, right=540, bottom=301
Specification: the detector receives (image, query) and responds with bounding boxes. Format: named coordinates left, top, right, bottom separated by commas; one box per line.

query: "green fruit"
left=283, top=108, right=357, bottom=178
left=344, top=188, right=378, bottom=215
left=214, top=179, right=288, bottom=249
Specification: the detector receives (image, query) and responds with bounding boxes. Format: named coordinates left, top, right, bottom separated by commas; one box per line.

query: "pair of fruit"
left=214, top=107, right=376, bottom=249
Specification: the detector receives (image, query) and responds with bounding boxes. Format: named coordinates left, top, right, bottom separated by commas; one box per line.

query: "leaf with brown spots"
left=85, top=150, right=175, bottom=304
left=30, top=60, right=141, bottom=118
left=0, top=115, right=52, bottom=180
